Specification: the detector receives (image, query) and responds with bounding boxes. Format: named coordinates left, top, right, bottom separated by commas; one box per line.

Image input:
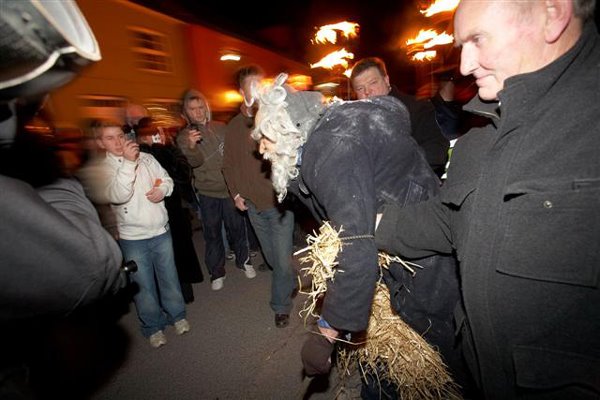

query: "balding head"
left=454, top=0, right=589, bottom=100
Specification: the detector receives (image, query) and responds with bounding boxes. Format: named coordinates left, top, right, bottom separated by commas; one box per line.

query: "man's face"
left=240, top=74, right=263, bottom=105
left=258, top=136, right=276, bottom=160
left=351, top=67, right=390, bottom=99
left=184, top=98, right=208, bottom=125
left=454, top=0, right=544, bottom=100
left=96, top=126, right=126, bottom=156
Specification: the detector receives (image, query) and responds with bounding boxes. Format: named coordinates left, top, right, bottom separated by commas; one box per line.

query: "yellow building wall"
left=48, top=0, right=309, bottom=127
left=185, top=24, right=309, bottom=111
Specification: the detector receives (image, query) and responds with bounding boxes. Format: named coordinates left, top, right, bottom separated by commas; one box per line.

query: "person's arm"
left=375, top=196, right=453, bottom=259
left=145, top=154, right=174, bottom=203
left=176, top=128, right=205, bottom=167
left=221, top=119, right=241, bottom=198
left=0, top=176, right=126, bottom=321
left=304, top=135, right=379, bottom=333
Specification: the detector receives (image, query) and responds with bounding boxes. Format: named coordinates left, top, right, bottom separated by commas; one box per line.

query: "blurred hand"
left=187, top=128, right=202, bottom=149
left=318, top=324, right=339, bottom=343
left=145, top=187, right=165, bottom=203
left=234, top=195, right=248, bottom=211
left=123, top=140, right=139, bottom=161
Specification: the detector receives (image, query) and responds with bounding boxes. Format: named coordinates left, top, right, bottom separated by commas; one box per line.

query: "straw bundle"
left=297, top=221, right=461, bottom=399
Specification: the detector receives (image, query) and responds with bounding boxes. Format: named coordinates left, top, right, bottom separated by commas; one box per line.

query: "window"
left=143, top=98, right=182, bottom=127
left=129, top=27, right=172, bottom=73
left=78, top=95, right=128, bottom=122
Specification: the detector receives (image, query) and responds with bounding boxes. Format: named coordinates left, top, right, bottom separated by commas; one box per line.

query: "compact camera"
left=188, top=123, right=202, bottom=143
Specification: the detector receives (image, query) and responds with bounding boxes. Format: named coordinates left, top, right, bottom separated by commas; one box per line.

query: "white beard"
left=262, top=149, right=298, bottom=203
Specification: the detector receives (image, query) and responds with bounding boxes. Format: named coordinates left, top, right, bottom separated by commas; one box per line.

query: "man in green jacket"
left=177, top=89, right=255, bottom=291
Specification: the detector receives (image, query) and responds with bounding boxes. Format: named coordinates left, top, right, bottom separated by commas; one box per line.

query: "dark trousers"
left=196, top=193, right=249, bottom=280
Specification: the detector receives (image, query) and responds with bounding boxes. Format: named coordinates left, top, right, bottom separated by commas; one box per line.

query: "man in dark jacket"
left=350, top=57, right=450, bottom=178
left=251, top=74, right=465, bottom=396
left=1, top=1, right=128, bottom=396
left=375, top=0, right=600, bottom=398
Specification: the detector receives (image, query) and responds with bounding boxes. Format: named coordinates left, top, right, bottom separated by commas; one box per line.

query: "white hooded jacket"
left=82, top=152, right=174, bottom=240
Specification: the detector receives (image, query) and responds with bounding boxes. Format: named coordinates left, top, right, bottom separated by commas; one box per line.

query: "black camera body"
left=188, top=123, right=203, bottom=144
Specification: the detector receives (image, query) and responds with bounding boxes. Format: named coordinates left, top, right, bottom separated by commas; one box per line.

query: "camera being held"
left=188, top=123, right=203, bottom=145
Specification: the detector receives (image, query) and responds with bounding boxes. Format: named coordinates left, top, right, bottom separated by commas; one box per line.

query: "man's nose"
left=258, top=138, right=266, bottom=154
left=460, top=45, right=478, bottom=76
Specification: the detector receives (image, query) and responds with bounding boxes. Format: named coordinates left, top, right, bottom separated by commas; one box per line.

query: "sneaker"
left=225, top=250, right=235, bottom=260
left=174, top=319, right=190, bottom=335
left=211, top=276, right=225, bottom=291
left=149, top=331, right=167, bottom=348
left=243, top=264, right=256, bottom=279
left=275, top=313, right=289, bottom=328
left=250, top=250, right=258, bottom=258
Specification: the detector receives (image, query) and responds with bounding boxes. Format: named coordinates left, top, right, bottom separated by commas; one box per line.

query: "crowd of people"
left=1, top=0, right=598, bottom=398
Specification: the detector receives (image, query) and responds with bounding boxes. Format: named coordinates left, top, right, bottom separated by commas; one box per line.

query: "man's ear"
left=544, top=0, right=573, bottom=43
left=95, top=137, right=105, bottom=150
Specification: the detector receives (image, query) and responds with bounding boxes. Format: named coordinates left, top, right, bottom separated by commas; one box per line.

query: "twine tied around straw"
left=296, top=221, right=461, bottom=399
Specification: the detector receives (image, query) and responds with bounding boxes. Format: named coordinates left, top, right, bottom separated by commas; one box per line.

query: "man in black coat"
left=376, top=0, right=600, bottom=398
left=350, top=57, right=450, bottom=178
left=0, top=1, right=128, bottom=396
left=251, top=74, right=466, bottom=396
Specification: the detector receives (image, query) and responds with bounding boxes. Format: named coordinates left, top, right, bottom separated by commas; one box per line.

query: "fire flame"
left=310, top=48, right=355, bottom=70
left=407, top=29, right=452, bottom=46
left=314, top=21, right=359, bottom=44
left=412, top=51, right=437, bottom=61
left=421, top=0, right=460, bottom=17
left=423, top=32, right=453, bottom=48
left=405, top=29, right=453, bottom=58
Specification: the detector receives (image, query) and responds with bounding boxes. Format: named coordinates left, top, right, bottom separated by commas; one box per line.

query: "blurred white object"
left=0, top=0, right=101, bottom=99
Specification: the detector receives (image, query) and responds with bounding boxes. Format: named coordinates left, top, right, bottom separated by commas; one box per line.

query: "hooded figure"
left=252, top=73, right=468, bottom=393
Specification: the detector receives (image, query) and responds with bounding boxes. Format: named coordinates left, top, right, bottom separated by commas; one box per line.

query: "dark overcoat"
left=292, top=96, right=461, bottom=355
left=376, top=23, right=600, bottom=399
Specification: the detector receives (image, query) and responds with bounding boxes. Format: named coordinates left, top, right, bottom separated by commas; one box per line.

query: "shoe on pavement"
left=211, top=277, right=225, bottom=291
left=149, top=331, right=167, bottom=348
left=275, top=314, right=289, bottom=328
left=243, top=264, right=256, bottom=279
left=225, top=250, right=235, bottom=260
left=250, top=250, right=258, bottom=258
left=174, top=319, right=190, bottom=335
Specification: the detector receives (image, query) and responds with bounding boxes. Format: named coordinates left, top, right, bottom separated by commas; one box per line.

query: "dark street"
left=84, top=223, right=360, bottom=400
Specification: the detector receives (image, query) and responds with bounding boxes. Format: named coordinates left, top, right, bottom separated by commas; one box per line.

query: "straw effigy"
left=295, top=221, right=461, bottom=399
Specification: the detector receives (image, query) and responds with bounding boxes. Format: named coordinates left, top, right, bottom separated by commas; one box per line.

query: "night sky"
left=131, top=0, right=442, bottom=92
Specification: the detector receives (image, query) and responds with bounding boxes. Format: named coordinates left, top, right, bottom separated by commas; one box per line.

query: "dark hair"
left=575, top=0, right=596, bottom=21
left=350, top=57, right=388, bottom=81
left=234, top=65, right=265, bottom=89
left=135, top=117, right=156, bottom=137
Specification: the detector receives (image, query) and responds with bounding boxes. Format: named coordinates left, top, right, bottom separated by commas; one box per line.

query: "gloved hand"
left=301, top=333, right=335, bottom=376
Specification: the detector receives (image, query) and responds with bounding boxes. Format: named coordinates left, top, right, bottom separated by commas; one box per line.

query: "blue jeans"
left=119, top=230, right=186, bottom=337
left=196, top=193, right=249, bottom=280
left=247, top=203, right=295, bottom=314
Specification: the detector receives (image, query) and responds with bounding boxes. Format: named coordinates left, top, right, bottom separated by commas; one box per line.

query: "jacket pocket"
left=513, top=345, right=600, bottom=394
left=496, top=187, right=600, bottom=287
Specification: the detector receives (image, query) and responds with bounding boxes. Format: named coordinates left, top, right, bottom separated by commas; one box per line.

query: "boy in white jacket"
left=85, top=120, right=190, bottom=348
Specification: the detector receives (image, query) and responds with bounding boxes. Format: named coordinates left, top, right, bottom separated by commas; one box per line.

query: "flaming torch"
left=406, top=29, right=453, bottom=62
left=310, top=48, right=354, bottom=70
left=420, top=0, right=460, bottom=17
left=313, top=21, right=359, bottom=44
